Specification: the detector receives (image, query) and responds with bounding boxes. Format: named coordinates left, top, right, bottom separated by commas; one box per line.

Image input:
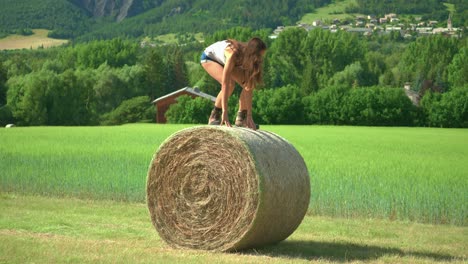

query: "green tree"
left=3, top=55, right=32, bottom=77
left=75, top=39, right=138, bottom=69
left=328, top=62, right=365, bottom=88
left=6, top=72, right=49, bottom=125
left=420, top=87, right=468, bottom=128
left=75, top=68, right=99, bottom=125
left=165, top=95, right=214, bottom=124
left=0, top=61, right=7, bottom=105
left=420, top=91, right=444, bottom=127
left=143, top=48, right=165, bottom=100
left=300, top=29, right=365, bottom=91
left=439, top=86, right=468, bottom=127
left=6, top=69, right=98, bottom=126
left=303, top=85, right=348, bottom=124
left=46, top=70, right=95, bottom=125
left=93, top=63, right=130, bottom=114
left=166, top=45, right=189, bottom=91
left=101, top=96, right=154, bottom=125
left=267, top=28, right=307, bottom=88
left=398, top=35, right=460, bottom=92
left=342, top=87, right=415, bottom=126
left=363, top=51, right=387, bottom=86
left=448, top=46, right=468, bottom=89
left=300, top=59, right=319, bottom=94
left=0, top=105, right=14, bottom=126
left=254, top=85, right=305, bottom=124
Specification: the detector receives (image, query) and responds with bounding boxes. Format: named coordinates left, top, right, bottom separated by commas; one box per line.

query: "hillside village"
left=140, top=13, right=462, bottom=48
left=272, top=13, right=462, bottom=39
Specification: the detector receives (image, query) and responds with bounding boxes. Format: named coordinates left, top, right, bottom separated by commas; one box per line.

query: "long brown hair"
left=227, top=37, right=267, bottom=90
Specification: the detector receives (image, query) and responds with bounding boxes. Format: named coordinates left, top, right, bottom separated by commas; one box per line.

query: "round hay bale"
left=5, top=124, right=15, bottom=128
left=146, top=126, right=310, bottom=251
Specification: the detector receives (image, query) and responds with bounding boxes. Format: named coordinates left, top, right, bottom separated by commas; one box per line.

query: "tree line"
left=0, top=38, right=188, bottom=126
left=0, top=27, right=466, bottom=127
left=170, top=27, right=467, bottom=127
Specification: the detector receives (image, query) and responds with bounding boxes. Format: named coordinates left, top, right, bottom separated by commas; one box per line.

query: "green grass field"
left=1, top=124, right=466, bottom=226
left=443, top=3, right=456, bottom=14
left=0, top=29, right=68, bottom=50
left=141, top=32, right=204, bottom=45
left=299, top=0, right=361, bottom=24
left=0, top=194, right=466, bottom=263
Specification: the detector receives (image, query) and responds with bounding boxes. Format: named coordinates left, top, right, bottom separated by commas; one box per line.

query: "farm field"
left=0, top=124, right=466, bottom=226
left=0, top=194, right=466, bottom=263
left=299, top=0, right=361, bottom=24
left=141, top=32, right=205, bottom=45
left=0, top=29, right=68, bottom=50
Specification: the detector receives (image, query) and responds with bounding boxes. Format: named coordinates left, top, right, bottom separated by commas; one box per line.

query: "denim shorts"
left=200, top=52, right=217, bottom=64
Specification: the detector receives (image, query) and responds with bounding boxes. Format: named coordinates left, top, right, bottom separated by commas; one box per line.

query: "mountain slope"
left=78, top=0, right=320, bottom=41
left=0, top=0, right=333, bottom=41
left=0, top=0, right=160, bottom=38
left=0, top=0, right=91, bottom=38
left=5, top=0, right=458, bottom=42
left=69, top=0, right=162, bottom=21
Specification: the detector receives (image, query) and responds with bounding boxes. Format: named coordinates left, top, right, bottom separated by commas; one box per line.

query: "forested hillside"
left=0, top=0, right=91, bottom=38
left=77, top=0, right=327, bottom=40
left=0, top=0, right=329, bottom=40
left=69, top=0, right=160, bottom=20
left=1, top=0, right=464, bottom=40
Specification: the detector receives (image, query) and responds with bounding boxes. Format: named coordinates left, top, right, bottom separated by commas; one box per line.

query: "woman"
left=200, top=37, right=267, bottom=130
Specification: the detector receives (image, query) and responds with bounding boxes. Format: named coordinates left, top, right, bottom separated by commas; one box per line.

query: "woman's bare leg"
left=202, top=62, right=235, bottom=108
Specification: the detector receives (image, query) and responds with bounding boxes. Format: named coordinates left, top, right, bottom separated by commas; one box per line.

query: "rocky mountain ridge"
left=71, top=0, right=152, bottom=21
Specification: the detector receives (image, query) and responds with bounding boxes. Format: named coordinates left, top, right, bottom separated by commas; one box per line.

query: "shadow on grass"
left=242, top=240, right=459, bottom=262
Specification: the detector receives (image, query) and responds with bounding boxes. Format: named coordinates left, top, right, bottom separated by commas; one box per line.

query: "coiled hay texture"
left=147, top=126, right=310, bottom=251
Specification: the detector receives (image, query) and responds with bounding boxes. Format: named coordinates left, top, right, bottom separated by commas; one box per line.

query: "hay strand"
left=147, top=126, right=310, bottom=251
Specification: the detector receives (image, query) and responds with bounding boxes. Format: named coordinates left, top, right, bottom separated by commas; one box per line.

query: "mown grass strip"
left=0, top=194, right=466, bottom=263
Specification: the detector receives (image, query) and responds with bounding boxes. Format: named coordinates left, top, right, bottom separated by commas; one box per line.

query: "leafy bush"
left=303, top=85, right=349, bottom=124
left=254, top=85, right=306, bottom=124
left=304, top=86, right=417, bottom=126
left=14, top=28, right=33, bottom=36
left=7, top=70, right=97, bottom=126
left=0, top=105, right=14, bottom=126
left=448, top=46, right=468, bottom=89
left=165, top=95, right=214, bottom=124
left=101, top=96, right=154, bottom=125
left=420, top=86, right=468, bottom=128
left=342, top=87, right=415, bottom=126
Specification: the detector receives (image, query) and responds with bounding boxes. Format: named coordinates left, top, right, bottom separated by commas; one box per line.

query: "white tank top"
left=204, top=40, right=229, bottom=65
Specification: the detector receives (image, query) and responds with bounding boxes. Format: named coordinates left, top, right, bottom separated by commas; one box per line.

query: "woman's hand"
left=221, top=111, right=231, bottom=127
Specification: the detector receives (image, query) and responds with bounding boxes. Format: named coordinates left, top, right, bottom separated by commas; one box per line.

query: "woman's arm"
left=220, top=50, right=235, bottom=126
